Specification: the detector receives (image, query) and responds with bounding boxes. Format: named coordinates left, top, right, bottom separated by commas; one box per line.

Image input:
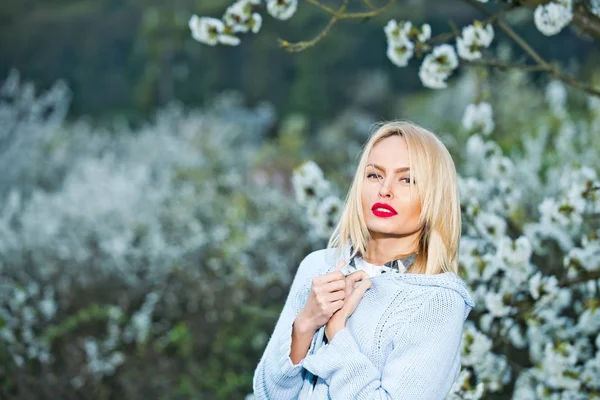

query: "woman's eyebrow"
left=369, top=163, right=410, bottom=173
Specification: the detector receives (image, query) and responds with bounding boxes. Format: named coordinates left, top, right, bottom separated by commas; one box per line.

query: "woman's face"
left=361, top=135, right=422, bottom=238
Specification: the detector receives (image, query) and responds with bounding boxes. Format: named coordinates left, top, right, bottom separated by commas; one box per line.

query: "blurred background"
left=1, top=0, right=599, bottom=399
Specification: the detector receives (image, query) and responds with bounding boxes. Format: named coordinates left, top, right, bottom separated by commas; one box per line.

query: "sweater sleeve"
left=302, top=289, right=467, bottom=400
left=252, top=252, right=319, bottom=399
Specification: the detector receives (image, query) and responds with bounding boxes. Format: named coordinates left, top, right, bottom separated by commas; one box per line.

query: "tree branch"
left=462, top=58, right=550, bottom=72
left=304, top=0, right=341, bottom=17
left=559, top=269, right=600, bottom=288
left=572, top=3, right=600, bottom=40
left=362, top=0, right=378, bottom=11
left=279, top=0, right=349, bottom=52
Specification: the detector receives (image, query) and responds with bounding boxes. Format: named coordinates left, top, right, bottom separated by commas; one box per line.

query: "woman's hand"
left=325, top=270, right=372, bottom=341
left=296, top=260, right=348, bottom=334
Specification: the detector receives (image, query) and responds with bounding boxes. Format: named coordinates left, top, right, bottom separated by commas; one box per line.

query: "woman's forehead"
left=367, top=136, right=411, bottom=167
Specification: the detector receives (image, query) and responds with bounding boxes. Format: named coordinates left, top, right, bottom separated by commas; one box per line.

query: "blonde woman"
left=253, top=121, right=474, bottom=399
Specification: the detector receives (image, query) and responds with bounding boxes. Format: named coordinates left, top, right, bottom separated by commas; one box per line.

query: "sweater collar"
left=346, top=242, right=418, bottom=274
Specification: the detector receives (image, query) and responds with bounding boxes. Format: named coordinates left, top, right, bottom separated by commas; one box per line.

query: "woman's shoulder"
left=302, top=247, right=342, bottom=263
left=393, top=272, right=475, bottom=320
left=296, top=247, right=341, bottom=277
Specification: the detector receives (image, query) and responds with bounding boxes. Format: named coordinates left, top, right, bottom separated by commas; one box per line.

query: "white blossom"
left=384, top=20, right=414, bottom=67
left=545, top=80, right=567, bottom=116
left=38, top=299, right=56, bottom=321
left=251, top=13, right=263, bottom=33
left=527, top=193, right=587, bottom=251
left=539, top=341, right=581, bottom=390
left=485, top=291, right=514, bottom=317
left=513, top=369, right=538, bottom=399
left=218, top=33, right=242, bottom=46
left=386, top=38, right=414, bottom=67
left=311, top=195, right=343, bottom=239
left=124, top=292, right=160, bottom=345
left=498, top=236, right=532, bottom=269
left=417, top=24, right=431, bottom=43
left=581, top=351, right=600, bottom=390
left=563, top=166, right=599, bottom=214
left=591, top=0, right=600, bottom=17
left=464, top=134, right=502, bottom=165
left=13, top=354, right=24, bottom=367
left=446, top=369, right=485, bottom=400
left=564, top=237, right=600, bottom=272
left=508, top=323, right=527, bottom=349
left=534, top=0, right=573, bottom=36
left=418, top=44, right=458, bottom=89
left=461, top=322, right=493, bottom=366
left=462, top=102, right=494, bottom=135
left=384, top=20, right=412, bottom=45
left=577, top=307, right=600, bottom=336
left=266, top=0, right=297, bottom=20
left=528, top=271, right=559, bottom=300
left=473, top=211, right=506, bottom=243
left=189, top=16, right=240, bottom=46
left=456, top=23, right=494, bottom=61
left=458, top=236, right=484, bottom=281
left=481, top=253, right=504, bottom=281
left=83, top=338, right=125, bottom=379
left=291, top=160, right=330, bottom=206
left=224, top=1, right=251, bottom=33
left=473, top=352, right=512, bottom=392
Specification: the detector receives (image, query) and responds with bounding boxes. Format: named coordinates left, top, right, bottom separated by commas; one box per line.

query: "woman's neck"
left=364, top=235, right=419, bottom=265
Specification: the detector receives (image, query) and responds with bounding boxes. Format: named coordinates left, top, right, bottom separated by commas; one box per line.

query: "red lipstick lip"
left=371, top=202, right=397, bottom=217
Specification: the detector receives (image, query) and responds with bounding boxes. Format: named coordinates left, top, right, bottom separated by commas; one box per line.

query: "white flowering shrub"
left=0, top=69, right=71, bottom=196
left=291, top=72, right=600, bottom=398
left=190, top=0, right=600, bottom=97
left=0, top=73, right=316, bottom=398
left=3, top=61, right=599, bottom=399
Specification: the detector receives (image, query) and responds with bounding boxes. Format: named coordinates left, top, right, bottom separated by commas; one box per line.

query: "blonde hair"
left=327, top=120, right=461, bottom=275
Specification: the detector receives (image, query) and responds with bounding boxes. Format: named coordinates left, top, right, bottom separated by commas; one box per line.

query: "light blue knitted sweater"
left=252, top=247, right=475, bottom=400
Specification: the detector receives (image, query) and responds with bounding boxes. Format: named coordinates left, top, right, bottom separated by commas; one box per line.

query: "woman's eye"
left=367, top=173, right=382, bottom=179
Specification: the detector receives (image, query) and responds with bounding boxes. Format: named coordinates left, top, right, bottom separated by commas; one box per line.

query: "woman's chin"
left=367, top=222, right=419, bottom=238
left=367, top=225, right=403, bottom=236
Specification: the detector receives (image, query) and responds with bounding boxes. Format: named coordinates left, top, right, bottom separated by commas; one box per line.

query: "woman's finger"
left=315, top=269, right=345, bottom=285
left=324, top=279, right=346, bottom=293
left=360, top=278, right=373, bottom=291
left=352, top=278, right=372, bottom=297
left=325, top=289, right=345, bottom=302
left=339, top=277, right=372, bottom=317
left=346, top=270, right=370, bottom=284
left=315, top=260, right=346, bottom=285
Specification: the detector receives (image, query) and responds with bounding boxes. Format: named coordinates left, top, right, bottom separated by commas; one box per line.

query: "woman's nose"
left=378, top=180, right=393, bottom=198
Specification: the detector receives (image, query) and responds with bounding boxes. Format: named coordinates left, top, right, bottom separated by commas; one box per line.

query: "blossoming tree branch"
left=188, top=0, right=600, bottom=96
